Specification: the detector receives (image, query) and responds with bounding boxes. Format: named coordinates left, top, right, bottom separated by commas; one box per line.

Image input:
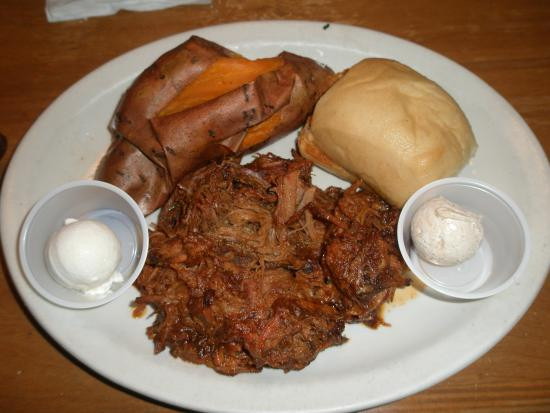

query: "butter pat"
left=411, top=196, right=483, bottom=266
left=47, top=218, right=123, bottom=296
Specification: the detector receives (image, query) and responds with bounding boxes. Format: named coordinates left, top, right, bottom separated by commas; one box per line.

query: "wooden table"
left=1, top=1, right=549, bottom=412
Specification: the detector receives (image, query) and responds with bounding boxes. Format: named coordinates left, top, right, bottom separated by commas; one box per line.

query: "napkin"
left=45, top=0, right=211, bottom=22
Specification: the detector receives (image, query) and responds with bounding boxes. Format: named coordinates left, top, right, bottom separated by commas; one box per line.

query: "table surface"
left=1, top=1, right=549, bottom=412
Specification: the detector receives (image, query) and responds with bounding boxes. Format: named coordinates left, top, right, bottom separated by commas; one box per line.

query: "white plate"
left=2, top=21, right=549, bottom=413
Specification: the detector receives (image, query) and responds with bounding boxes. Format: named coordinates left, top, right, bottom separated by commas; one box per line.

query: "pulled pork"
left=134, top=153, right=409, bottom=375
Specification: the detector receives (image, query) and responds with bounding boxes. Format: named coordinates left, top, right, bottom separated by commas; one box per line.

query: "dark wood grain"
left=1, top=1, right=549, bottom=412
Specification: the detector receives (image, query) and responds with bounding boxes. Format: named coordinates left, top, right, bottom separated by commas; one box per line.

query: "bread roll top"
left=308, top=58, right=476, bottom=207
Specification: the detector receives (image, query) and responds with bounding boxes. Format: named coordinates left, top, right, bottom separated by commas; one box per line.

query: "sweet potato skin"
left=151, top=51, right=336, bottom=187
left=150, top=59, right=296, bottom=183
left=96, top=138, right=172, bottom=212
left=242, top=51, right=336, bottom=150
left=96, top=36, right=236, bottom=213
left=96, top=37, right=335, bottom=215
left=115, top=36, right=238, bottom=167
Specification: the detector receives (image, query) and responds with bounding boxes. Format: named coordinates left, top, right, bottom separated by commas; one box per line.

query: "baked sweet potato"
left=95, top=36, right=335, bottom=215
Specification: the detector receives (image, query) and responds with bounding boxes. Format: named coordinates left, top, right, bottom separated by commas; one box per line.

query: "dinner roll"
left=298, top=58, right=477, bottom=207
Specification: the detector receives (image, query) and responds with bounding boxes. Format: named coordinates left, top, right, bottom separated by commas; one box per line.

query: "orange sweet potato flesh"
left=158, top=56, right=285, bottom=117
left=96, top=36, right=335, bottom=215
left=241, top=111, right=283, bottom=150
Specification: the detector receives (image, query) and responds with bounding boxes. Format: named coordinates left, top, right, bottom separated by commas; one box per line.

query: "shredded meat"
left=134, top=153, right=409, bottom=375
